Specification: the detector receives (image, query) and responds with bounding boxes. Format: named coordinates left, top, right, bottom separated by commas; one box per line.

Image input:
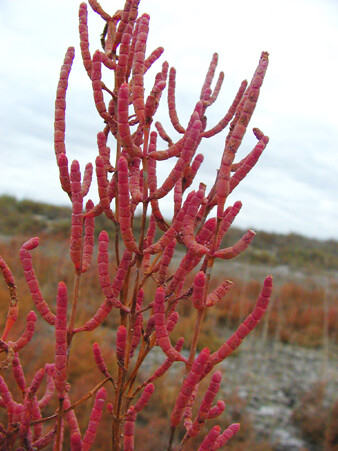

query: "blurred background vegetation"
left=1, top=194, right=338, bottom=272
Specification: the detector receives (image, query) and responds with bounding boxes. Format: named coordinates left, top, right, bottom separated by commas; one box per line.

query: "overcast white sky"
left=1, top=0, right=338, bottom=240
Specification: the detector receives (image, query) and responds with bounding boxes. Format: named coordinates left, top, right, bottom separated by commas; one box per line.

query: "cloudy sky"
left=1, top=0, right=338, bottom=240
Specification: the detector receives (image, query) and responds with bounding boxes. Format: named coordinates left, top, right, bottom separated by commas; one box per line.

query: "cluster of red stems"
left=0, top=0, right=273, bottom=449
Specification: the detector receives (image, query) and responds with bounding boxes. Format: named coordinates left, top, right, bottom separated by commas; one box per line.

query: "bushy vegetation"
left=2, top=195, right=338, bottom=272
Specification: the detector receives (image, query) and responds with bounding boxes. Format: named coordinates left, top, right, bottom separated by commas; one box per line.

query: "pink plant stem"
left=198, top=425, right=221, bottom=450
left=200, top=53, right=218, bottom=100
left=166, top=312, right=179, bottom=334
left=202, top=80, right=247, bottom=139
left=158, top=239, right=176, bottom=285
left=105, top=17, right=116, bottom=59
left=187, top=371, right=222, bottom=439
left=0, top=375, right=16, bottom=423
left=38, top=364, right=56, bottom=409
left=82, top=387, right=107, bottom=451
left=0, top=255, right=18, bottom=341
left=206, top=279, right=233, bottom=307
left=20, top=368, right=45, bottom=441
left=147, top=153, right=168, bottom=231
left=117, top=156, right=140, bottom=253
left=157, top=67, right=170, bottom=97
left=79, top=3, right=92, bottom=78
left=32, top=424, right=57, bottom=450
left=192, top=272, right=206, bottom=311
left=98, top=230, right=118, bottom=299
left=229, top=133, right=269, bottom=194
left=19, top=368, right=45, bottom=449
left=96, top=155, right=116, bottom=221
left=168, top=67, right=185, bottom=133
left=153, top=119, right=202, bottom=199
left=144, top=46, right=164, bottom=72
left=215, top=201, right=242, bottom=247
left=115, top=1, right=140, bottom=55
left=111, top=249, right=133, bottom=299
left=116, top=325, right=127, bottom=364
left=129, top=288, right=144, bottom=357
left=123, top=383, right=155, bottom=445
left=93, top=342, right=113, bottom=380
left=148, top=135, right=184, bottom=161
left=32, top=397, right=43, bottom=441
left=53, top=419, right=64, bottom=451
left=181, top=186, right=209, bottom=257
left=129, top=158, right=143, bottom=204
left=108, top=175, right=117, bottom=204
left=82, top=199, right=95, bottom=273
left=216, top=52, right=269, bottom=217
left=85, top=202, right=104, bottom=219
left=133, top=383, right=154, bottom=412
left=196, top=217, right=217, bottom=246
left=97, top=131, right=113, bottom=172
left=0, top=255, right=15, bottom=287
left=213, top=229, right=256, bottom=259
left=82, top=162, right=93, bottom=197
left=116, top=24, right=132, bottom=88
left=131, top=14, right=150, bottom=124
left=170, top=348, right=210, bottom=430
left=207, top=71, right=224, bottom=106
left=166, top=218, right=215, bottom=296
left=145, top=79, right=166, bottom=122
left=70, top=160, right=83, bottom=273
left=56, top=153, right=71, bottom=199
left=54, top=47, right=75, bottom=195
left=63, top=393, right=82, bottom=449
left=91, top=50, right=114, bottom=124
left=143, top=314, right=155, bottom=341
left=88, top=0, right=111, bottom=20
left=145, top=191, right=195, bottom=255
left=75, top=235, right=130, bottom=333
left=212, top=423, right=240, bottom=450
left=207, top=400, right=226, bottom=419
left=126, top=15, right=139, bottom=80
left=123, top=406, right=136, bottom=451
left=183, top=385, right=198, bottom=431
left=21, top=241, right=55, bottom=326
left=126, top=0, right=140, bottom=44
left=55, top=282, right=68, bottom=401
left=174, top=181, right=182, bottom=217
left=154, top=121, right=173, bottom=146
left=12, top=353, right=26, bottom=395
left=98, top=50, right=117, bottom=70
left=112, top=1, right=131, bottom=53
left=55, top=282, right=68, bottom=449
left=20, top=249, right=55, bottom=325
left=118, top=83, right=139, bottom=157
left=154, top=287, right=186, bottom=363
left=142, top=338, right=184, bottom=387
left=206, top=276, right=273, bottom=372
left=183, top=153, right=204, bottom=191
left=142, top=214, right=156, bottom=272
left=187, top=310, right=206, bottom=374
left=127, top=0, right=142, bottom=36
left=9, top=311, right=37, bottom=353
